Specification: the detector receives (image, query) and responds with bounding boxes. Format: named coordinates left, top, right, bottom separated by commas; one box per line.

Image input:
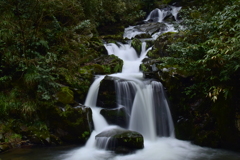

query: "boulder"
left=97, top=76, right=119, bottom=109
left=135, top=22, right=167, bottom=35
left=48, top=105, right=94, bottom=144
left=83, top=54, right=123, bottom=75
left=95, top=128, right=144, bottom=154
left=131, top=38, right=142, bottom=56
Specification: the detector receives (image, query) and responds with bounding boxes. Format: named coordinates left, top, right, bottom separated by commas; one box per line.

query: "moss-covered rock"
left=47, top=105, right=94, bottom=144
left=95, top=128, right=144, bottom=154
left=131, top=38, right=142, bottom=56
left=151, top=31, right=178, bottom=58
left=92, top=55, right=123, bottom=74
left=55, top=87, right=74, bottom=104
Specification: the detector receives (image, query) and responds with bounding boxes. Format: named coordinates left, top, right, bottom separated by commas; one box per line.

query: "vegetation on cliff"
left=150, top=0, right=240, bottom=149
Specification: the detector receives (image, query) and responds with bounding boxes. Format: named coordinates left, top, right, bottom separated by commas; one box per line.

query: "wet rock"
left=135, top=22, right=167, bottom=35
left=100, top=107, right=128, bottom=128
left=92, top=55, right=123, bottom=74
left=0, top=143, right=11, bottom=153
left=131, top=38, right=142, bottom=56
left=97, top=76, right=119, bottom=109
left=48, top=105, right=94, bottom=144
left=95, top=128, right=144, bottom=154
left=141, top=59, right=164, bottom=79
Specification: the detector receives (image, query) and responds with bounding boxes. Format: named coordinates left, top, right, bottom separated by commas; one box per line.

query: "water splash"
left=145, top=8, right=168, bottom=22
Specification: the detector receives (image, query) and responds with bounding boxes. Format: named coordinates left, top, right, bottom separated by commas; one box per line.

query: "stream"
left=1, top=5, right=240, bottom=160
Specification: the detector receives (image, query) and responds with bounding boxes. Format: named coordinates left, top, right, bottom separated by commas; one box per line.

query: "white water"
left=62, top=6, right=183, bottom=160
left=170, top=6, right=182, bottom=21
left=104, top=42, right=151, bottom=73
left=145, top=8, right=168, bottom=22
left=124, top=6, right=181, bottom=40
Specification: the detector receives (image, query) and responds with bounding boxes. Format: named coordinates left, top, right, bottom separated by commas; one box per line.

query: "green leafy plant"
left=161, top=0, right=240, bottom=102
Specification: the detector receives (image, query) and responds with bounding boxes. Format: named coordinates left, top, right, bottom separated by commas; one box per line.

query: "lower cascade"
left=83, top=39, right=175, bottom=154
left=63, top=37, right=178, bottom=159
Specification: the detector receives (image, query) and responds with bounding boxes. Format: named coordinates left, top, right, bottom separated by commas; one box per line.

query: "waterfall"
left=145, top=8, right=168, bottom=22
left=103, top=38, right=175, bottom=139
left=85, top=4, right=177, bottom=147
left=63, top=6, right=184, bottom=160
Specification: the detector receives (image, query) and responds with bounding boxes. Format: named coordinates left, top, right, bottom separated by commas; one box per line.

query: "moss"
left=55, top=87, right=74, bottom=104
left=131, top=38, right=142, bottom=55
left=47, top=105, right=94, bottom=144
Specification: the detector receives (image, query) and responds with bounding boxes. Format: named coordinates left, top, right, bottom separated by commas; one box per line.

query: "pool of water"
left=1, top=138, right=240, bottom=160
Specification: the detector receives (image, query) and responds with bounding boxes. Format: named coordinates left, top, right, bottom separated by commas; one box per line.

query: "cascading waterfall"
left=60, top=6, right=240, bottom=160
left=63, top=6, right=178, bottom=160
left=2, top=5, right=240, bottom=160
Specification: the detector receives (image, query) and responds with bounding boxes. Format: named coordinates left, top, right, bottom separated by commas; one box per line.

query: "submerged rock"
left=95, top=128, right=144, bottom=154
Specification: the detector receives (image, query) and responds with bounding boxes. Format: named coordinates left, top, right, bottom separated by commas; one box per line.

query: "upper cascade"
left=123, top=5, right=181, bottom=40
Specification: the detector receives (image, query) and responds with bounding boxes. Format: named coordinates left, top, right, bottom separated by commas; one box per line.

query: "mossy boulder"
left=131, top=38, right=142, bottom=56
left=100, top=107, right=128, bottom=128
left=92, top=54, right=123, bottom=74
left=47, top=105, right=94, bottom=144
left=95, top=128, right=144, bottom=154
left=141, top=59, right=164, bottom=79
left=151, top=31, right=178, bottom=58
left=55, top=87, right=74, bottom=104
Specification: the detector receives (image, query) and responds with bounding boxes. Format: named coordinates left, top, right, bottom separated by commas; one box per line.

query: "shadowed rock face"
left=48, top=105, right=94, bottom=144
left=95, top=128, right=144, bottom=154
left=100, top=107, right=128, bottom=128
left=97, top=76, right=119, bottom=109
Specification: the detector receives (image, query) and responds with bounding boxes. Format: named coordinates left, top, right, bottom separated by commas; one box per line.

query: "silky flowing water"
left=1, top=6, right=240, bottom=160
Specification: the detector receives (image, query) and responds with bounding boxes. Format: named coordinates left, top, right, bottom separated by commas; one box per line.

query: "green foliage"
left=0, top=0, right=97, bottom=119
left=0, top=0, right=163, bottom=147
left=161, top=0, right=240, bottom=102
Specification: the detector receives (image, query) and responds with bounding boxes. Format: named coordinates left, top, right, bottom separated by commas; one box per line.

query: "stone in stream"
left=95, top=128, right=144, bottom=154
left=97, top=76, right=119, bottom=109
